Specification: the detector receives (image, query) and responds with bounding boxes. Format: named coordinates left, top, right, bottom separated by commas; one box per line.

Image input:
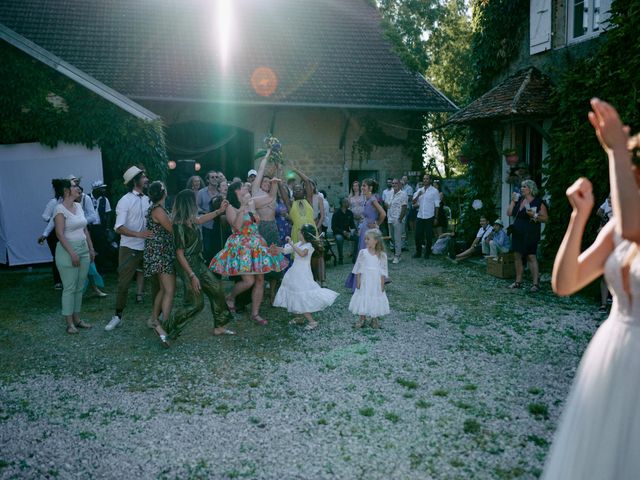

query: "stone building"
left=0, top=0, right=456, bottom=205
left=449, top=0, right=611, bottom=224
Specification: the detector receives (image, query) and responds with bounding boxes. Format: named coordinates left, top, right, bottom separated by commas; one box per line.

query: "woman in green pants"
left=165, top=189, right=234, bottom=338
left=53, top=178, right=95, bottom=334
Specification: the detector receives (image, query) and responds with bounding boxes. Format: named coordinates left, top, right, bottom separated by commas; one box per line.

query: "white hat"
left=247, top=169, right=258, bottom=178
left=91, top=179, right=107, bottom=190
left=493, top=218, right=504, bottom=227
left=67, top=174, right=79, bottom=181
left=123, top=166, right=144, bottom=184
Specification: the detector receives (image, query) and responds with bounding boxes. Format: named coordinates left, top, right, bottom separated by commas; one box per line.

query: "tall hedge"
left=0, top=42, right=167, bottom=200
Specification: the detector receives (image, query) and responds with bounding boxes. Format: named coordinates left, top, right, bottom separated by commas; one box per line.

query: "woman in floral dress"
left=210, top=181, right=288, bottom=325
left=143, top=181, right=173, bottom=347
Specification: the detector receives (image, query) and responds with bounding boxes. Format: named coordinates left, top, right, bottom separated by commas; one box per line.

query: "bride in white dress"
left=543, top=99, right=640, bottom=480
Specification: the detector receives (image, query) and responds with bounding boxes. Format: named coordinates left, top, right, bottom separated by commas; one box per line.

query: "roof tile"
left=1, top=0, right=456, bottom=111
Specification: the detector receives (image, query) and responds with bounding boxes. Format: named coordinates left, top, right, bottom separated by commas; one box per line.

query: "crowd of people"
left=34, top=98, right=640, bottom=477
left=41, top=154, right=568, bottom=342
left=40, top=150, right=396, bottom=345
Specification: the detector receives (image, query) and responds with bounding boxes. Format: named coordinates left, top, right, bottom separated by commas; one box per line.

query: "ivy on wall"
left=543, top=0, right=640, bottom=255
left=457, top=125, right=498, bottom=241
left=455, top=0, right=528, bottom=241
left=0, top=42, right=167, bottom=201
left=351, top=114, right=425, bottom=171
left=469, top=0, right=529, bottom=97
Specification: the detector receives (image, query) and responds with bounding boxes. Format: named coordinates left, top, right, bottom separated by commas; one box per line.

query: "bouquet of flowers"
left=254, top=134, right=283, bottom=164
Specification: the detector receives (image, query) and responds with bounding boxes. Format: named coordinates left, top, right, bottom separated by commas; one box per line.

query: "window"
left=568, top=0, right=612, bottom=43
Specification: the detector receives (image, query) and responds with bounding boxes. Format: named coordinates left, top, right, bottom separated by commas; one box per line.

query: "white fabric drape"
left=0, top=142, right=102, bottom=265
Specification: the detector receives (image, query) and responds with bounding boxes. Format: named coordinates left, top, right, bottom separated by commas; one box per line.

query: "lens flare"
left=216, top=0, right=232, bottom=69
left=251, top=66, right=278, bottom=97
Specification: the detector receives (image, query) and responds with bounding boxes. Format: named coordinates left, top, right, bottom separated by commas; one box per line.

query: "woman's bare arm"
left=588, top=98, right=640, bottom=242
left=552, top=178, right=614, bottom=296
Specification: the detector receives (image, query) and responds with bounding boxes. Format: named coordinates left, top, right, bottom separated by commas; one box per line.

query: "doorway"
left=166, top=121, right=253, bottom=192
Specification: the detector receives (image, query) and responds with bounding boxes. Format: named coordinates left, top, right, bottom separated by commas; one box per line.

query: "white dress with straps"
left=542, top=233, right=640, bottom=479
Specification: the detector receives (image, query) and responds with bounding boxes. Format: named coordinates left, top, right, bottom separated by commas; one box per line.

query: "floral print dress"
left=143, top=204, right=175, bottom=276
left=209, top=212, right=288, bottom=276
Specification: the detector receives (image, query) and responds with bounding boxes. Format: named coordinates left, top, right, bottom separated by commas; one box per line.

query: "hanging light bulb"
left=168, top=160, right=177, bottom=170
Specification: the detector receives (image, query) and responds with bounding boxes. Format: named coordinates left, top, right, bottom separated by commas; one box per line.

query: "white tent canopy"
left=0, top=142, right=103, bottom=266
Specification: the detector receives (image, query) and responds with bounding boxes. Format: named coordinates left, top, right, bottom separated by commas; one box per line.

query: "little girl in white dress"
left=349, top=228, right=390, bottom=328
left=272, top=224, right=338, bottom=330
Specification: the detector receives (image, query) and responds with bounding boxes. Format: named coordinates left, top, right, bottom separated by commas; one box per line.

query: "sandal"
left=213, top=328, right=236, bottom=336
left=508, top=282, right=522, bottom=289
left=66, top=324, right=79, bottom=335
left=252, top=315, right=268, bottom=326
left=354, top=317, right=365, bottom=329
left=370, top=318, right=380, bottom=329
left=289, top=317, right=305, bottom=326
left=225, top=297, right=237, bottom=314
left=305, top=321, right=318, bottom=331
left=530, top=284, right=540, bottom=293
left=153, top=325, right=170, bottom=348
left=74, top=320, right=92, bottom=329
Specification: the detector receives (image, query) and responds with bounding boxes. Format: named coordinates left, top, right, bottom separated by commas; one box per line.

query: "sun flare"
left=216, top=0, right=233, bottom=69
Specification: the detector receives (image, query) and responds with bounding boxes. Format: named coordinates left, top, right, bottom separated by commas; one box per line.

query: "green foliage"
left=351, top=114, right=424, bottom=170
left=543, top=0, right=640, bottom=255
left=527, top=402, right=548, bottom=419
left=449, top=0, right=527, bottom=240
left=470, top=0, right=529, bottom=96
left=0, top=42, right=167, bottom=201
left=376, top=1, right=472, bottom=177
left=377, top=0, right=444, bottom=73
left=425, top=1, right=474, bottom=177
left=463, top=418, right=481, bottom=434
left=457, top=126, right=498, bottom=241
left=396, top=377, right=419, bottom=389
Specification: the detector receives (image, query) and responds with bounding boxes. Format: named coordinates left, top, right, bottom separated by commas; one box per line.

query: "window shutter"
left=598, top=0, right=613, bottom=31
left=530, top=0, right=552, bottom=54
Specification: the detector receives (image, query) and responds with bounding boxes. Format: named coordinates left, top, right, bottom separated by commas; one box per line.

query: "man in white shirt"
left=381, top=178, right=394, bottom=206
left=386, top=178, right=408, bottom=264
left=105, top=166, right=152, bottom=331
left=412, top=174, right=440, bottom=259
left=89, top=180, right=112, bottom=226
left=380, top=178, right=394, bottom=237
left=455, top=216, right=493, bottom=261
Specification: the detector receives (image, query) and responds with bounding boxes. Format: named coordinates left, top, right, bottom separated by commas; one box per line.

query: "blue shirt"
left=492, top=228, right=510, bottom=250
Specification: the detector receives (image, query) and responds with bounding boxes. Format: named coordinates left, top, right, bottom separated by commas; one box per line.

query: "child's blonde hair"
left=365, top=228, right=385, bottom=257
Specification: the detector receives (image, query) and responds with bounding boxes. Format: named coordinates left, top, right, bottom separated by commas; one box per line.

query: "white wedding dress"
left=542, top=234, right=640, bottom=480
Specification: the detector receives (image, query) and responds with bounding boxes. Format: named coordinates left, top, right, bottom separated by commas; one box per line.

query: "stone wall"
left=144, top=101, right=415, bottom=208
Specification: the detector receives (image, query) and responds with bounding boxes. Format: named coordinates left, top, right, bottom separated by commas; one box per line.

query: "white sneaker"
left=392, top=257, right=399, bottom=264
left=105, top=315, right=121, bottom=331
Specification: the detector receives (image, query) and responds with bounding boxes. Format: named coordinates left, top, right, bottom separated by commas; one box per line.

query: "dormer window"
left=568, top=0, right=612, bottom=43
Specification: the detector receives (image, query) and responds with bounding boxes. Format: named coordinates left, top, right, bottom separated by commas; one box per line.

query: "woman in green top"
left=165, top=189, right=234, bottom=338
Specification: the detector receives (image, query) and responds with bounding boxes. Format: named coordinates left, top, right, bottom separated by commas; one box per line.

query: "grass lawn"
left=0, top=256, right=600, bottom=479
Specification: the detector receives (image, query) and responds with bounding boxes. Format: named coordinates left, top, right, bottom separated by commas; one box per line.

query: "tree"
left=376, top=0, right=443, bottom=73
left=424, top=0, right=473, bottom=178
left=377, top=0, right=473, bottom=178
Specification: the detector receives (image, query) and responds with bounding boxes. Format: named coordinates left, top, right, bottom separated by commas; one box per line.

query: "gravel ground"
left=0, top=256, right=601, bottom=479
